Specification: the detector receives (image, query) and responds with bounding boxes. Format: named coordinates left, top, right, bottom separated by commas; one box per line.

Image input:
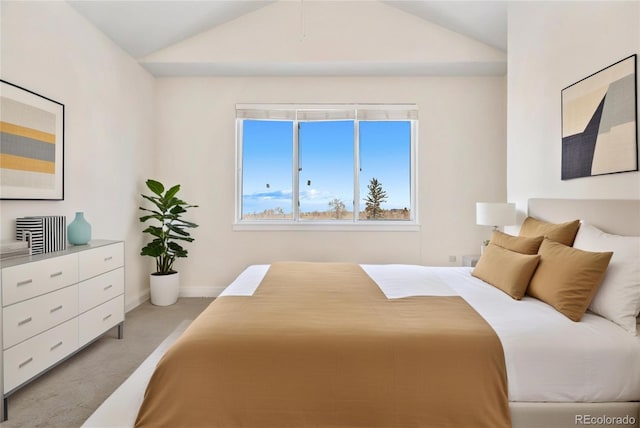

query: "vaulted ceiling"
left=67, top=1, right=508, bottom=76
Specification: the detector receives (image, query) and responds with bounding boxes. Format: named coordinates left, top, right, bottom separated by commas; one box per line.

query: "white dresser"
left=0, top=240, right=125, bottom=420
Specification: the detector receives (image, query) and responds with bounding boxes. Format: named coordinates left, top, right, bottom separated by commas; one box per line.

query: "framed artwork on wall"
left=561, top=54, right=637, bottom=180
left=0, top=80, right=65, bottom=200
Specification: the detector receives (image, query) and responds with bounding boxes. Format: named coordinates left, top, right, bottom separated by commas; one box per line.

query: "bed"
left=135, top=199, right=640, bottom=428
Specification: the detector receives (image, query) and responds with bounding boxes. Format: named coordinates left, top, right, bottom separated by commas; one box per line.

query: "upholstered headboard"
left=528, top=199, right=640, bottom=236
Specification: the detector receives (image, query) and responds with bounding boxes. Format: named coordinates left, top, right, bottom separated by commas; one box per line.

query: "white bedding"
left=220, top=264, right=640, bottom=403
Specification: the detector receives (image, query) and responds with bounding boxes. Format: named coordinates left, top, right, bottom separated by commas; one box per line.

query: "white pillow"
left=573, top=223, right=640, bottom=335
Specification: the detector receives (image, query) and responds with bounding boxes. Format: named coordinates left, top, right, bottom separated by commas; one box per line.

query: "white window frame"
left=234, top=104, right=419, bottom=231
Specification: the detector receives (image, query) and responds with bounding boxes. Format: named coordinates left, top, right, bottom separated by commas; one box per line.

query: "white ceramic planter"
left=149, top=271, right=180, bottom=306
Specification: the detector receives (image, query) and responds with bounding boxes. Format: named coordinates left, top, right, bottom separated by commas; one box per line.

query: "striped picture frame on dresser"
left=16, top=216, right=66, bottom=255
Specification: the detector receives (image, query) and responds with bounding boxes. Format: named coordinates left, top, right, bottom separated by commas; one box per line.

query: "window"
left=359, top=120, right=411, bottom=220
left=236, top=104, right=417, bottom=228
left=299, top=121, right=354, bottom=220
left=241, top=120, right=293, bottom=220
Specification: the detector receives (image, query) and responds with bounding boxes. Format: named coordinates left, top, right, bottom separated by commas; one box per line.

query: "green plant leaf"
left=167, top=234, right=194, bottom=242
left=146, top=179, right=164, bottom=196
left=167, top=241, right=185, bottom=251
left=178, top=220, right=199, bottom=228
left=167, top=224, right=189, bottom=235
left=142, top=226, right=164, bottom=238
left=141, top=194, right=163, bottom=209
left=141, top=244, right=163, bottom=257
left=164, top=184, right=181, bottom=201
left=170, top=205, right=186, bottom=215
left=169, top=242, right=188, bottom=258
left=139, top=213, right=164, bottom=223
left=139, top=207, right=163, bottom=215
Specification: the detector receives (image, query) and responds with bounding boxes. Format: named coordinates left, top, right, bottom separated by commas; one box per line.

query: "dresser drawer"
left=78, top=295, right=124, bottom=347
left=79, top=268, right=124, bottom=313
left=4, top=317, right=78, bottom=393
left=78, top=243, right=124, bottom=281
left=2, top=254, right=79, bottom=306
left=3, top=284, right=78, bottom=349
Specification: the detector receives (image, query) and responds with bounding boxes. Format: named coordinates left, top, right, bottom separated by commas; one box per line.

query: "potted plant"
left=139, top=179, right=198, bottom=306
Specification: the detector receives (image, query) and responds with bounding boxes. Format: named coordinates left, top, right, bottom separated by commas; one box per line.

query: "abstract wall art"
left=561, top=54, right=637, bottom=180
left=1, top=80, right=64, bottom=199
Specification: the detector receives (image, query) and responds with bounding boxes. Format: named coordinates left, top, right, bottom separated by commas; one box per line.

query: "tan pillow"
left=472, top=244, right=541, bottom=300
left=527, top=238, right=613, bottom=321
left=519, top=217, right=580, bottom=246
left=490, top=230, right=543, bottom=255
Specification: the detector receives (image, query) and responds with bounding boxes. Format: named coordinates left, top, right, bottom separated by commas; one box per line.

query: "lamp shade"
left=476, top=202, right=516, bottom=227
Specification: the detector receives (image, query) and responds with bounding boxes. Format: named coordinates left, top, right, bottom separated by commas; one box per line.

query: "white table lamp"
left=476, top=202, right=516, bottom=254
left=476, top=202, right=516, bottom=231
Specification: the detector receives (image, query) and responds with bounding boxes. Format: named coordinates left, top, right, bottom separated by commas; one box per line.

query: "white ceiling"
left=67, top=0, right=508, bottom=76
left=68, top=1, right=275, bottom=58
left=383, top=1, right=507, bottom=51
left=68, top=1, right=507, bottom=57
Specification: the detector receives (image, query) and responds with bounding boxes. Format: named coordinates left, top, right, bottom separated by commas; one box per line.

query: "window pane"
left=242, top=120, right=293, bottom=220
left=359, top=121, right=411, bottom=220
left=299, top=121, right=354, bottom=220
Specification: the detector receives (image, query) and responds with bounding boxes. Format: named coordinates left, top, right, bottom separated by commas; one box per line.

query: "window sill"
left=233, top=221, right=421, bottom=232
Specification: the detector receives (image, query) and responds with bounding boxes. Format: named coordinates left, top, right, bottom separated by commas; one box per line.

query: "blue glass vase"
left=68, top=212, right=91, bottom=245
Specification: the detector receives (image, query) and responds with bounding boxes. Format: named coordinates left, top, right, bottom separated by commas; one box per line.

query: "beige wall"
left=507, top=1, right=640, bottom=224
left=0, top=1, right=156, bottom=309
left=155, top=76, right=507, bottom=295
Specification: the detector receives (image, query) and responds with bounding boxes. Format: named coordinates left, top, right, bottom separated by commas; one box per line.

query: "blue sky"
left=242, top=119, right=410, bottom=215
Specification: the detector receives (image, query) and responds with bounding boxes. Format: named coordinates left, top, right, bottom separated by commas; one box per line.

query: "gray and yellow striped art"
left=1, top=96, right=57, bottom=188
left=1, top=80, right=64, bottom=199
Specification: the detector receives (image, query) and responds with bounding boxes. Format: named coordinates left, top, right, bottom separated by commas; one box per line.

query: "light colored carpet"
left=81, top=320, right=191, bottom=428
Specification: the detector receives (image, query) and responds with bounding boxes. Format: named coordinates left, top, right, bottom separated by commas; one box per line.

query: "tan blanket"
left=136, top=262, right=510, bottom=428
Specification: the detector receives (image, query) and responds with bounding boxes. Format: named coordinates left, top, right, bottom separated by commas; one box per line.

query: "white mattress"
left=220, top=264, right=640, bottom=403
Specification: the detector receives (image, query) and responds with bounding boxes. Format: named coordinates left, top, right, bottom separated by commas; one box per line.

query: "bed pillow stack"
left=473, top=218, right=615, bottom=323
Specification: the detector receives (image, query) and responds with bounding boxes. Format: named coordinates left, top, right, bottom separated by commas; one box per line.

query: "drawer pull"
left=103, top=284, right=113, bottom=291
left=50, top=271, right=63, bottom=278
left=103, top=314, right=112, bottom=321
left=50, top=305, right=63, bottom=313
left=104, top=256, right=113, bottom=262
left=17, top=279, right=33, bottom=287
left=18, top=316, right=33, bottom=326
left=19, top=357, right=33, bottom=368
left=50, top=341, right=63, bottom=351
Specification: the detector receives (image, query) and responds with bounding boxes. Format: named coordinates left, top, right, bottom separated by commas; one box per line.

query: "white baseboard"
left=125, top=287, right=220, bottom=309
left=179, top=286, right=224, bottom=298
left=125, top=290, right=150, bottom=313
